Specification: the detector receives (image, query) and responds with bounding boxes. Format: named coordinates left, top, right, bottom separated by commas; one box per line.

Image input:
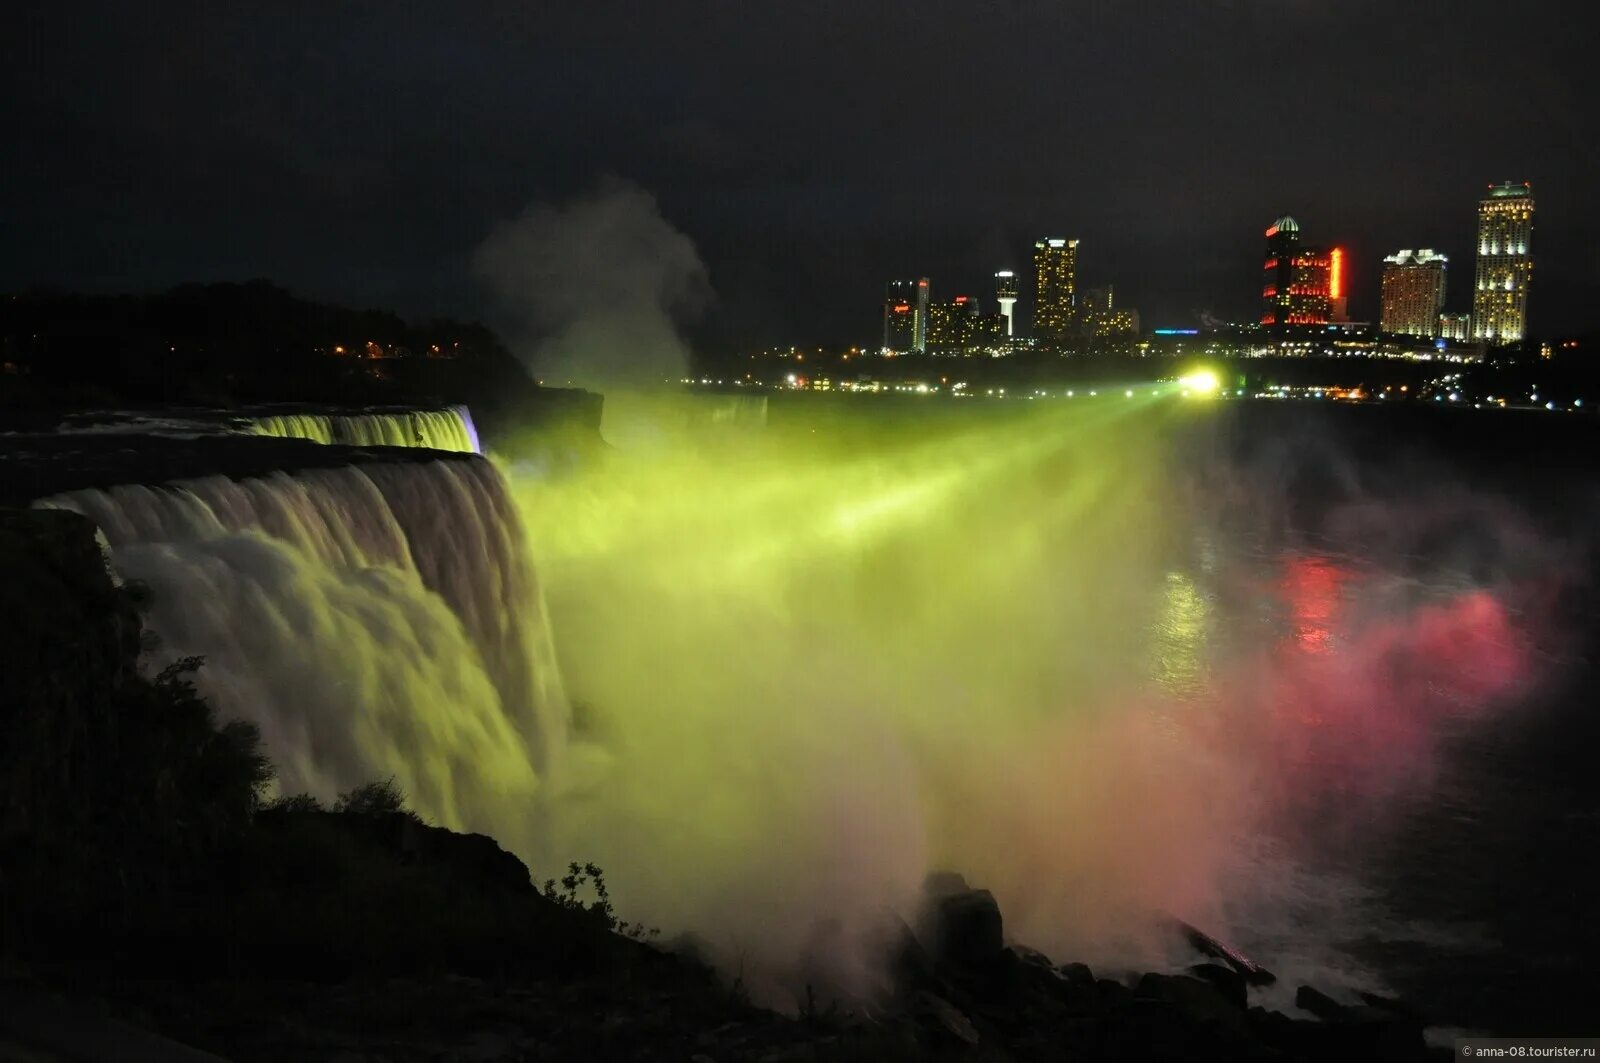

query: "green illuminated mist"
left=512, top=391, right=1246, bottom=1002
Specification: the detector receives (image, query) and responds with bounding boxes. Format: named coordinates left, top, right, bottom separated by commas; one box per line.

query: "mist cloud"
left=473, top=179, right=711, bottom=387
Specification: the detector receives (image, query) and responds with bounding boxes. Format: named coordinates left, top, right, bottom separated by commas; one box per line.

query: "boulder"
left=1095, top=978, right=1131, bottom=1009
left=1187, top=962, right=1247, bottom=1009
left=921, top=870, right=969, bottom=898
left=1172, top=919, right=1277, bottom=986
left=927, top=888, right=1004, bottom=969
left=1294, top=984, right=1349, bottom=1021
left=1147, top=974, right=1249, bottom=1037
left=1011, top=944, right=1054, bottom=970
left=885, top=914, right=938, bottom=992
left=914, top=991, right=980, bottom=1046
left=1358, top=990, right=1425, bottom=1023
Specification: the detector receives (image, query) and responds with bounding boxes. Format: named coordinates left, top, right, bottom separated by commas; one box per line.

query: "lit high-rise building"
left=927, top=295, right=1007, bottom=353
left=1033, top=238, right=1077, bottom=340
left=1438, top=312, right=1471, bottom=342
left=927, top=295, right=978, bottom=349
left=882, top=278, right=930, bottom=353
left=1260, top=216, right=1335, bottom=328
left=1379, top=249, right=1448, bottom=338
left=1077, top=285, right=1139, bottom=337
left=1471, top=182, right=1534, bottom=346
left=994, top=270, right=1019, bottom=336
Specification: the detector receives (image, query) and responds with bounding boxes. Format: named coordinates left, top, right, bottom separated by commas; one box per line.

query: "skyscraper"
left=1033, top=239, right=1077, bottom=340
left=1077, top=285, right=1138, bottom=336
left=994, top=270, right=1018, bottom=337
left=882, top=278, right=930, bottom=353
left=1379, top=249, right=1448, bottom=338
left=1471, top=182, right=1534, bottom=346
left=927, top=295, right=979, bottom=349
left=1260, top=216, right=1335, bottom=328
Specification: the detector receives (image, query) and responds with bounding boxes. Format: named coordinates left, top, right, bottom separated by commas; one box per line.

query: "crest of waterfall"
left=54, top=406, right=483, bottom=454
left=35, top=456, right=565, bottom=835
left=246, top=406, right=482, bottom=453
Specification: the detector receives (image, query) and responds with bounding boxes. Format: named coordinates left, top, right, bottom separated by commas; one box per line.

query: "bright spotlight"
left=1178, top=369, right=1221, bottom=396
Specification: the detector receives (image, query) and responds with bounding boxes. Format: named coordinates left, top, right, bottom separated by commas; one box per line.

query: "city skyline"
left=3, top=3, right=1595, bottom=349
left=870, top=180, right=1544, bottom=351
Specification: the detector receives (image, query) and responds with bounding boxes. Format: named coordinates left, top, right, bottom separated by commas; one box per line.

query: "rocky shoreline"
left=2, top=813, right=1435, bottom=1062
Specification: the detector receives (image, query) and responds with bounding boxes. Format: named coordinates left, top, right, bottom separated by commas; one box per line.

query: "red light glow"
left=1329, top=247, right=1345, bottom=300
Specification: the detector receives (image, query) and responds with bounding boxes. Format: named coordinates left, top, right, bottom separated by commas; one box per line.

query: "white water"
left=247, top=406, right=482, bottom=453
left=36, top=454, right=565, bottom=832
left=53, top=405, right=482, bottom=454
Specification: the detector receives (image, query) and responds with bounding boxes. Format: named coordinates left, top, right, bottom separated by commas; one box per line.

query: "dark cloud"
left=3, top=0, right=1594, bottom=344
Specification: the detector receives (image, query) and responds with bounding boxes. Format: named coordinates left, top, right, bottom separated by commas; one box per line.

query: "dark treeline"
left=0, top=281, right=530, bottom=412
left=0, top=282, right=604, bottom=454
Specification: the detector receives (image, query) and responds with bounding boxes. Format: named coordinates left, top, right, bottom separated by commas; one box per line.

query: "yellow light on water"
left=1178, top=369, right=1221, bottom=396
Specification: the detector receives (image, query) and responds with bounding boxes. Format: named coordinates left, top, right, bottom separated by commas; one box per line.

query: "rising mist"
left=472, top=179, right=711, bottom=389
left=508, top=395, right=1544, bottom=1009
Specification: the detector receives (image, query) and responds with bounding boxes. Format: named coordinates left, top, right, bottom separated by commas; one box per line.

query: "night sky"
left=6, top=1, right=1597, bottom=348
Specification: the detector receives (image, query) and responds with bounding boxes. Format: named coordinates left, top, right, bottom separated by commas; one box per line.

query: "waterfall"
left=55, top=406, right=484, bottom=454
left=247, top=406, right=482, bottom=453
left=35, top=455, right=564, bottom=832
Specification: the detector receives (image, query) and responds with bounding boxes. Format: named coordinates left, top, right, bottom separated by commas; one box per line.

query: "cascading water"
left=247, top=405, right=482, bottom=453
left=53, top=405, right=484, bottom=454
left=36, top=453, right=565, bottom=836
left=22, top=394, right=1560, bottom=1026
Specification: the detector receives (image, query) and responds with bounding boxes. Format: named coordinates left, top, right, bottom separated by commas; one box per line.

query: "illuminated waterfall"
left=56, top=406, right=483, bottom=454
left=36, top=455, right=564, bottom=831
left=247, top=405, right=482, bottom=453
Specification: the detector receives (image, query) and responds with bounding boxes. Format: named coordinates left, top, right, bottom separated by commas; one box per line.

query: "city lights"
left=1178, top=369, right=1221, bottom=395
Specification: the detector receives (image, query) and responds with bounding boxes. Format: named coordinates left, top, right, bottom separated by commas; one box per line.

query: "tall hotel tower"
left=994, top=270, right=1019, bottom=336
left=1033, top=239, right=1077, bottom=340
left=1260, top=216, right=1336, bottom=328
left=1471, top=182, right=1534, bottom=346
left=882, top=278, right=930, bottom=353
left=1379, top=250, right=1448, bottom=338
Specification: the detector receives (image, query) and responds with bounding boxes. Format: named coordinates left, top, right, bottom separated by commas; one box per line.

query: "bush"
left=543, top=862, right=659, bottom=941
left=334, top=777, right=415, bottom=818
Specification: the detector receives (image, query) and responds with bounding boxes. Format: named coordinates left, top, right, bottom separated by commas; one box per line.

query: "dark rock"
left=1339, top=1006, right=1427, bottom=1061
left=1133, top=971, right=1174, bottom=1000
left=1295, top=984, right=1349, bottom=1021
left=885, top=913, right=938, bottom=993
left=1095, top=978, right=1132, bottom=1010
left=1058, top=962, right=1095, bottom=989
left=1011, top=944, right=1054, bottom=969
left=927, top=889, right=1004, bottom=969
left=1359, top=990, right=1426, bottom=1023
left=1187, top=962, right=1248, bottom=1009
left=1173, top=919, right=1277, bottom=986
left=914, top=991, right=980, bottom=1046
left=921, top=870, right=969, bottom=899
left=1161, top=976, right=1250, bottom=1038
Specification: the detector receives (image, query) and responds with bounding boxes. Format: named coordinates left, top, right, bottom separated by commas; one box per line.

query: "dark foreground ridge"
left=0, top=508, right=1438, bottom=1062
